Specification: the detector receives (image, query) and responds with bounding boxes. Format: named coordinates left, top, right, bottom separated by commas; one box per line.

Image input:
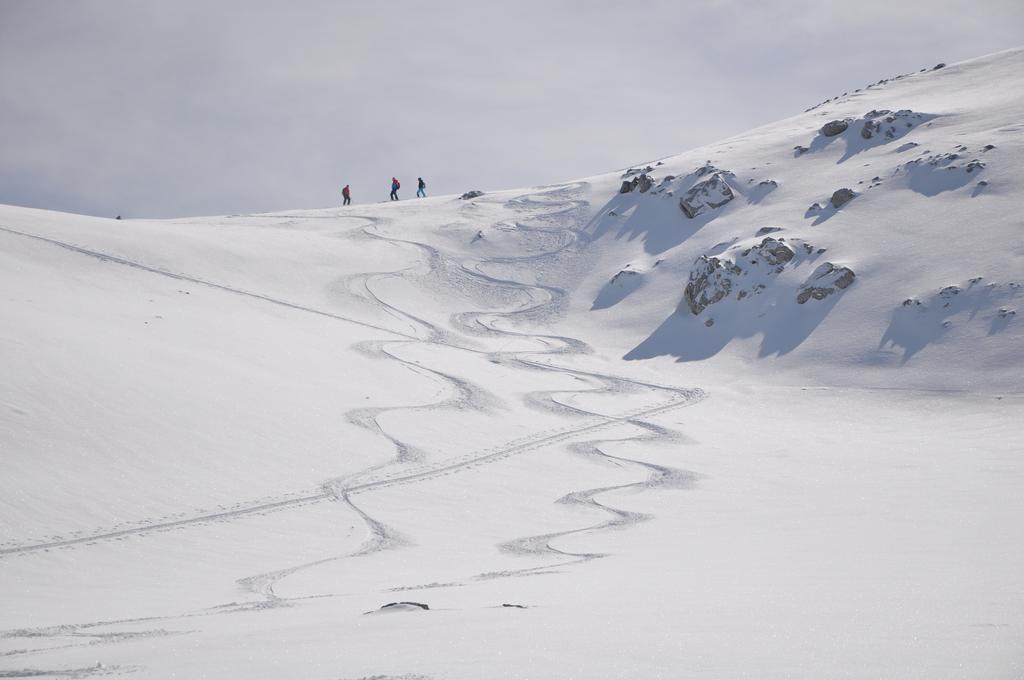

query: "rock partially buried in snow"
left=621, top=173, right=654, bottom=194
left=682, top=256, right=741, bottom=314
left=821, top=120, right=849, bottom=136
left=459, top=190, right=484, bottom=200
left=830, top=188, right=857, bottom=209
left=742, top=237, right=794, bottom=266
left=796, top=263, right=856, bottom=304
left=370, top=601, right=430, bottom=613
left=679, top=171, right=735, bottom=218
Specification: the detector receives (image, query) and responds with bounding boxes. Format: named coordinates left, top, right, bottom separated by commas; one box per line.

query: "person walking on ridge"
left=390, top=177, right=400, bottom=201
left=342, top=184, right=351, bottom=206
left=416, top=177, right=426, bottom=198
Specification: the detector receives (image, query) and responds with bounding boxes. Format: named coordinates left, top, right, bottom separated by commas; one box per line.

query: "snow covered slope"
left=1, top=49, right=1022, bottom=679
left=570, top=48, right=1024, bottom=391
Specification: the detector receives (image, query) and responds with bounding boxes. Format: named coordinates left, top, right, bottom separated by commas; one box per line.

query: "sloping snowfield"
left=1, top=49, right=1022, bottom=679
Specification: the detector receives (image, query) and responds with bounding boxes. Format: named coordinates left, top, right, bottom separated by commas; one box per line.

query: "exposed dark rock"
left=756, top=226, right=783, bottom=236
left=742, top=237, right=794, bottom=266
left=637, top=173, right=653, bottom=193
left=679, top=172, right=735, bottom=218
left=682, top=256, right=741, bottom=314
left=796, top=263, right=856, bottom=304
left=619, top=181, right=634, bottom=194
left=460, top=190, right=484, bottom=200
left=830, top=188, right=857, bottom=209
left=793, top=145, right=809, bottom=157
left=933, top=63, right=946, bottom=70
left=502, top=603, right=528, bottom=609
left=821, top=120, right=849, bottom=137
left=381, top=601, right=430, bottom=611
left=704, top=318, right=714, bottom=327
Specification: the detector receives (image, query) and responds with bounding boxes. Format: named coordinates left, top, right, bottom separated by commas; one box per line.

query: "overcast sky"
left=1, top=0, right=1022, bottom=218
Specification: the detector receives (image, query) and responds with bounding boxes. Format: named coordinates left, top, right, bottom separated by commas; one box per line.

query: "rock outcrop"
left=830, top=188, right=857, bottom=209
left=679, top=171, right=735, bottom=218
left=796, top=262, right=856, bottom=303
left=460, top=190, right=484, bottom=200
left=859, top=109, right=930, bottom=141
left=680, top=233, right=826, bottom=316
left=742, top=237, right=794, bottom=267
left=682, top=256, right=741, bottom=314
left=821, top=120, right=849, bottom=136
left=620, top=173, right=654, bottom=194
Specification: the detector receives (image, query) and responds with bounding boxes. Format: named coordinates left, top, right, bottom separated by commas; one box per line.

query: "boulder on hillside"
left=679, top=172, right=735, bottom=218
left=821, top=120, right=849, bottom=136
left=742, top=237, right=794, bottom=266
left=620, top=173, right=654, bottom=194
left=796, top=262, right=856, bottom=304
left=682, top=255, right=742, bottom=315
left=460, top=190, right=484, bottom=200
left=830, top=188, right=857, bottom=209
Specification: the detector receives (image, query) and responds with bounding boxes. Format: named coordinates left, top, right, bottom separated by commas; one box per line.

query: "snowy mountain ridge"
left=569, top=47, right=1023, bottom=390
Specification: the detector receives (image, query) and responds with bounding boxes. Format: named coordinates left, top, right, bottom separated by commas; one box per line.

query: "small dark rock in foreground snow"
left=376, top=601, right=429, bottom=612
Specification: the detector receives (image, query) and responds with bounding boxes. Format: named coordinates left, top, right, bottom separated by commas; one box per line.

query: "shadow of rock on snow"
left=895, top=151, right=985, bottom=197
left=800, top=110, right=939, bottom=163
left=625, top=234, right=845, bottom=362
left=588, top=163, right=756, bottom=255
left=879, top=278, right=1020, bottom=362
left=625, top=291, right=840, bottom=362
left=591, top=265, right=648, bottom=310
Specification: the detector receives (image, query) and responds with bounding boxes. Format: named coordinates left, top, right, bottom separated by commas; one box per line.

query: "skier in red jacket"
left=390, top=177, right=400, bottom=201
left=342, top=184, right=351, bottom=206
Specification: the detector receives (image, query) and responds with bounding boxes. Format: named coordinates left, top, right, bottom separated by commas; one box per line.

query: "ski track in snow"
left=0, top=183, right=704, bottom=632
left=235, top=182, right=704, bottom=602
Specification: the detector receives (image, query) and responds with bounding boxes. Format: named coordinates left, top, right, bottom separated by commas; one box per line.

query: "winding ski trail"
left=0, top=184, right=704, bottom=607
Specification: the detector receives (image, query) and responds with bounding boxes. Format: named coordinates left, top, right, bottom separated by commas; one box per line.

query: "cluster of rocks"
left=859, top=109, right=930, bottom=140
left=620, top=173, right=654, bottom=194
left=681, top=231, right=844, bottom=316
left=804, top=60, right=946, bottom=112
left=816, top=109, right=932, bottom=143
left=905, top=151, right=986, bottom=173
left=898, top=279, right=1019, bottom=329
left=460, top=190, right=484, bottom=200
left=796, top=263, right=856, bottom=304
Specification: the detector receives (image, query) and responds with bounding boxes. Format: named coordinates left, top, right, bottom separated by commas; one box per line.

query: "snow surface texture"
left=1, top=49, right=1023, bottom=679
